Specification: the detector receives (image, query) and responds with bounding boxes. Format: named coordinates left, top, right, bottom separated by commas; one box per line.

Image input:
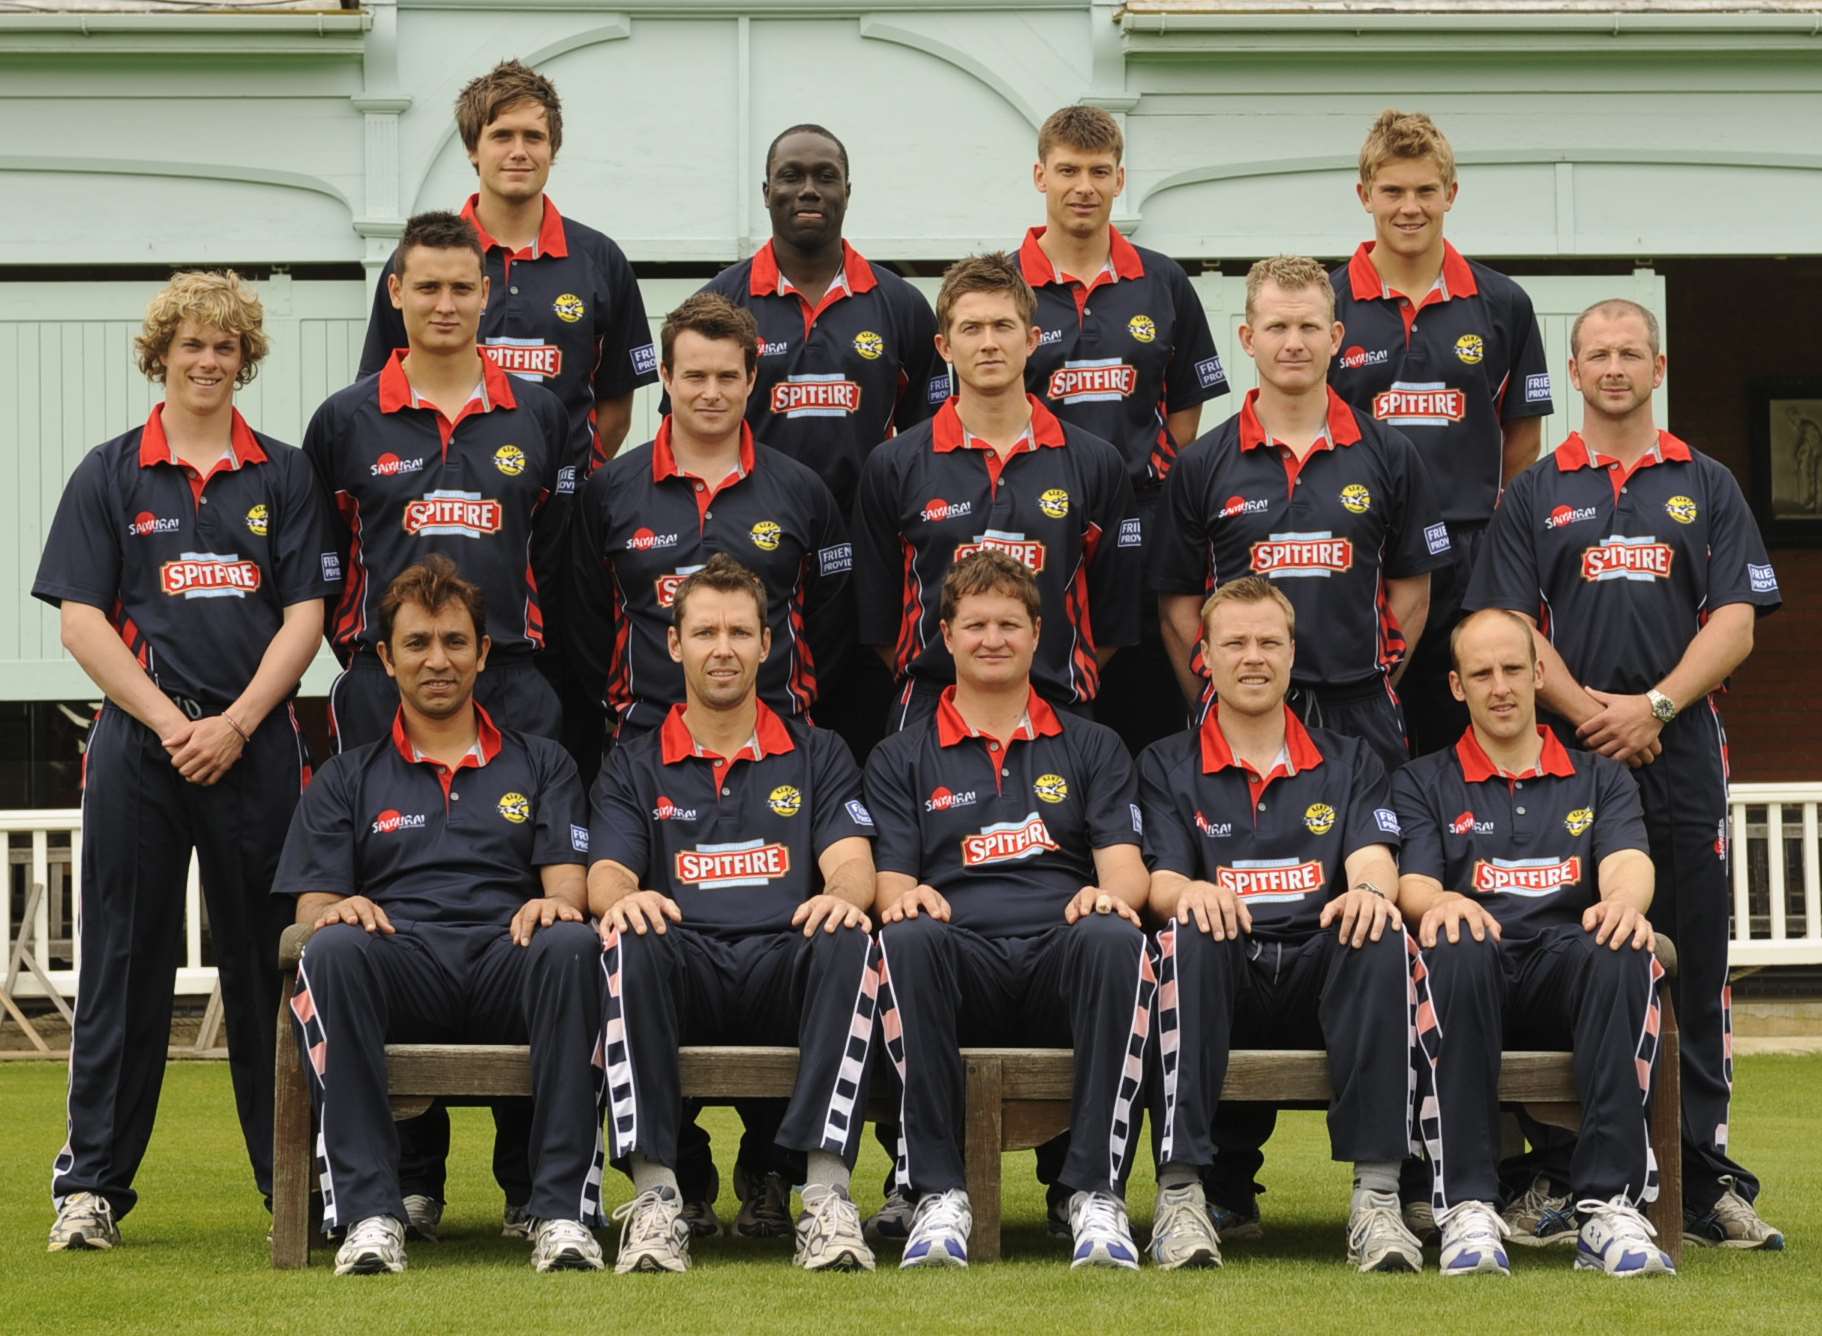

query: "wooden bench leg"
left=964, top=1055, right=1005, bottom=1264
left=1649, top=998, right=1683, bottom=1268
left=271, top=977, right=312, bottom=1269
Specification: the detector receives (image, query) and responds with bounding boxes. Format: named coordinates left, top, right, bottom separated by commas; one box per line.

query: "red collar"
left=748, top=239, right=878, bottom=299
left=1345, top=240, right=1478, bottom=302
left=461, top=193, right=568, bottom=259
left=935, top=686, right=1063, bottom=748
left=1198, top=703, right=1325, bottom=776
left=377, top=347, right=518, bottom=416
left=1455, top=725, right=1577, bottom=783
left=389, top=703, right=503, bottom=769
left=137, top=402, right=267, bottom=470
left=931, top=395, right=1068, bottom=453
left=652, top=417, right=758, bottom=483
left=1553, top=429, right=1693, bottom=473
left=1236, top=387, right=1364, bottom=453
left=658, top=700, right=796, bottom=766
left=1017, top=225, right=1145, bottom=286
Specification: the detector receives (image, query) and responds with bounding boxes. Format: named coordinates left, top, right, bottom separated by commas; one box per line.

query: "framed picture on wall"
left=1748, top=377, right=1822, bottom=547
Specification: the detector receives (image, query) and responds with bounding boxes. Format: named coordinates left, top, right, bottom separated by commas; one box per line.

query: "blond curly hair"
left=135, top=270, right=269, bottom=388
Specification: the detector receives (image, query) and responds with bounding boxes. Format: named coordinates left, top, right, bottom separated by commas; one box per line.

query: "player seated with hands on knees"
left=1391, top=608, right=1673, bottom=1279
left=1138, top=576, right=1421, bottom=1274
left=864, top=550, right=1153, bottom=1271
left=274, top=556, right=605, bottom=1277
left=584, top=553, right=881, bottom=1275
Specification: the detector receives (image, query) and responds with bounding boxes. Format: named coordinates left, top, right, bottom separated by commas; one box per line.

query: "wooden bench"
left=272, top=924, right=1683, bottom=1268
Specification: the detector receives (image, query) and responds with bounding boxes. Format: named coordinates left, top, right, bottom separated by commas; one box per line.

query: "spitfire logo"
left=1195, top=811, right=1233, bottom=839
left=371, top=809, right=428, bottom=835
left=1472, top=856, right=1583, bottom=897
left=962, top=813, right=1059, bottom=867
left=750, top=521, right=783, bottom=552
left=370, top=452, right=427, bottom=478
left=922, top=498, right=973, bottom=524
left=160, top=552, right=261, bottom=599
left=772, top=375, right=861, bottom=417
left=128, top=511, right=182, bottom=538
left=1565, top=807, right=1594, bottom=837
left=244, top=504, right=269, bottom=537
left=767, top=785, right=802, bottom=818
left=1338, top=345, right=1390, bottom=371
left=654, top=564, right=705, bottom=609
left=1454, top=333, right=1485, bottom=366
left=1220, top=496, right=1271, bottom=519
left=955, top=529, right=1047, bottom=572
left=925, top=787, right=978, bottom=814
left=675, top=838, right=791, bottom=889
left=1047, top=359, right=1137, bottom=403
left=852, top=330, right=885, bottom=361
left=483, top=340, right=560, bottom=379
left=497, top=792, right=531, bottom=824
left=652, top=795, right=698, bottom=822
left=403, top=491, right=503, bottom=538
left=626, top=528, right=681, bottom=553
left=1250, top=532, right=1354, bottom=578
left=1581, top=537, right=1674, bottom=583
left=1038, top=488, right=1071, bottom=520
left=1215, top=858, right=1326, bottom=904
left=552, top=293, right=586, bottom=324
left=1666, top=495, right=1699, bottom=525
left=1304, top=803, right=1336, bottom=836
left=1127, top=314, right=1157, bottom=344
left=1451, top=811, right=1495, bottom=836
left=494, top=444, right=526, bottom=477
left=1545, top=504, right=1600, bottom=531
left=1034, top=773, right=1069, bottom=804
left=1373, top=381, right=1466, bottom=428
left=1339, top=484, right=1372, bottom=515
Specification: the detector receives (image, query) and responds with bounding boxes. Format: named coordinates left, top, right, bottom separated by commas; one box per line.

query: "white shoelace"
left=911, top=1189, right=970, bottom=1238
left=613, top=1189, right=680, bottom=1248
left=1153, top=1186, right=1215, bottom=1241
left=1348, top=1191, right=1412, bottom=1252
left=1073, top=1191, right=1129, bottom=1241
left=343, top=1216, right=400, bottom=1251
left=1576, top=1195, right=1657, bottom=1242
left=1437, top=1199, right=1510, bottom=1245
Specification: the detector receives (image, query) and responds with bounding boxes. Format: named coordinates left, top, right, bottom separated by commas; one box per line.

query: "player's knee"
left=1073, top=909, right=1144, bottom=961
left=1422, top=930, right=1498, bottom=986
left=806, top=918, right=873, bottom=969
left=302, top=921, right=375, bottom=974
left=527, top=919, right=600, bottom=969
left=879, top=912, right=946, bottom=962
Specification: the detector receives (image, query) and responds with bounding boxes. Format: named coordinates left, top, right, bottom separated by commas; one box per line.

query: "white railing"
left=2, top=787, right=1819, bottom=1006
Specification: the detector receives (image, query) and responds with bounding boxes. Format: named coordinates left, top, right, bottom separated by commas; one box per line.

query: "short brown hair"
left=135, top=270, right=269, bottom=388
left=1200, top=576, right=1296, bottom=642
left=1449, top=608, right=1537, bottom=674
left=661, top=292, right=760, bottom=375
left=1570, top=298, right=1661, bottom=358
left=1038, top=104, right=1123, bottom=163
left=455, top=60, right=562, bottom=159
left=395, top=210, right=485, bottom=279
left=935, top=252, right=1037, bottom=337
left=1358, top=108, right=1456, bottom=188
left=939, top=550, right=1042, bottom=626
left=671, top=552, right=767, bottom=630
left=379, top=554, right=487, bottom=647
left=1244, top=255, right=1336, bottom=325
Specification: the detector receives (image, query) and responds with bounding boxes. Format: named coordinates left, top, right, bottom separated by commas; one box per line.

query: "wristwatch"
left=1646, top=688, right=1679, bottom=723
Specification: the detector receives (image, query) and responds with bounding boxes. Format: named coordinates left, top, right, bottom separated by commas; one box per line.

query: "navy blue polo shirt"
left=272, top=705, right=590, bottom=927
left=1329, top=242, right=1552, bottom=527
left=1392, top=726, right=1649, bottom=942
left=852, top=395, right=1140, bottom=707
left=588, top=701, right=875, bottom=937
left=1018, top=226, right=1228, bottom=490
left=1152, top=387, right=1452, bottom=690
left=864, top=687, right=1141, bottom=938
left=303, top=350, right=572, bottom=662
left=682, top=241, right=946, bottom=515
left=1465, top=430, right=1781, bottom=694
left=358, top=195, right=657, bottom=474
left=33, top=405, right=339, bottom=706
left=1138, top=705, right=1399, bottom=941
left=572, top=418, right=852, bottom=731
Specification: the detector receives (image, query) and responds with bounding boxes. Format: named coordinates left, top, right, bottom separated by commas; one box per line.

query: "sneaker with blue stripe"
left=1437, top=1200, right=1511, bottom=1277
left=1574, top=1196, right=1675, bottom=1278
left=900, top=1189, right=970, bottom=1269
left=1068, top=1190, right=1140, bottom=1271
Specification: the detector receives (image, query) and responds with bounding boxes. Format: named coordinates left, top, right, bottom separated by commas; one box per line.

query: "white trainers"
left=1402, top=1198, right=1440, bottom=1246
left=1068, top=1190, right=1140, bottom=1271
left=1148, top=1182, right=1222, bottom=1270
left=794, top=1185, right=876, bottom=1272
left=501, top=1202, right=535, bottom=1242
left=47, top=1192, right=120, bottom=1252
left=530, top=1218, right=605, bottom=1272
left=612, top=1187, right=691, bottom=1274
left=1346, top=1188, right=1423, bottom=1273
left=1575, top=1196, right=1675, bottom=1278
left=1686, top=1178, right=1785, bottom=1250
left=401, top=1193, right=442, bottom=1243
left=1502, top=1176, right=1577, bottom=1248
left=1436, top=1200, right=1511, bottom=1277
left=901, top=1189, right=971, bottom=1269
left=863, top=1188, right=915, bottom=1244
left=333, top=1215, right=407, bottom=1275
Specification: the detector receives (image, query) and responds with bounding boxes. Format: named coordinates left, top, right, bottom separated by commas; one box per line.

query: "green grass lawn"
left=2, top=1057, right=1816, bottom=1334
